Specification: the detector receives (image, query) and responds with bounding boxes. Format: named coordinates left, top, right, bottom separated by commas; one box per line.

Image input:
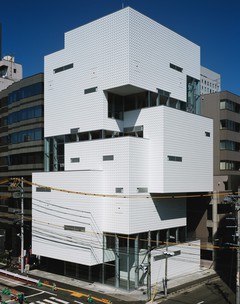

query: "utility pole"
left=20, top=177, right=24, bottom=274
left=147, top=230, right=151, bottom=301
left=224, top=194, right=240, bottom=304
left=11, top=177, right=24, bottom=273
left=236, top=194, right=240, bottom=304
left=164, top=230, right=169, bottom=297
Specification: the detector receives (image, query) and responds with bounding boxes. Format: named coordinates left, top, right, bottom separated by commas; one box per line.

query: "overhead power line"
left=6, top=177, right=236, bottom=200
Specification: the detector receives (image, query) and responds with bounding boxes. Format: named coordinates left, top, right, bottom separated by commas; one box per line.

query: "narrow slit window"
left=70, top=157, right=80, bottom=163
left=103, top=155, right=114, bottom=161
left=54, top=63, right=73, bottom=74
left=170, top=63, right=183, bottom=73
left=36, top=187, right=51, bottom=192
left=64, top=225, right=85, bottom=232
left=84, top=87, right=98, bottom=94
left=168, top=155, right=182, bottom=162
left=137, top=187, right=148, bottom=193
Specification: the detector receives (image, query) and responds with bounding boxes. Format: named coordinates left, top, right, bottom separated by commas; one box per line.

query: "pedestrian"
left=52, top=283, right=57, bottom=291
left=87, top=294, right=93, bottom=303
left=18, top=293, right=24, bottom=304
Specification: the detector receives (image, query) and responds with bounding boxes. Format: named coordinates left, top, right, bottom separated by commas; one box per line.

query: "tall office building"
left=200, top=66, right=221, bottom=95
left=32, top=7, right=213, bottom=289
left=0, top=73, right=44, bottom=255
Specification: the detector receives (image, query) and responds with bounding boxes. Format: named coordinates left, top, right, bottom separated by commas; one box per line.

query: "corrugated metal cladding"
left=33, top=6, right=212, bottom=280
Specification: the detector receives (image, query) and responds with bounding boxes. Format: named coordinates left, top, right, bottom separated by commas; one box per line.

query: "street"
left=0, top=271, right=236, bottom=304
left=0, top=274, right=143, bottom=304
left=157, top=276, right=235, bottom=304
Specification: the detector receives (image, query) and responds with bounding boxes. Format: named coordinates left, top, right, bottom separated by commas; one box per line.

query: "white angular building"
left=32, top=7, right=213, bottom=290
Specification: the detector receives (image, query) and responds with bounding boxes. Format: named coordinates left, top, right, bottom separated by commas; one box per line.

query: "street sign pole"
left=224, top=194, right=240, bottom=304
left=236, top=199, right=240, bottom=304
left=20, top=177, right=24, bottom=274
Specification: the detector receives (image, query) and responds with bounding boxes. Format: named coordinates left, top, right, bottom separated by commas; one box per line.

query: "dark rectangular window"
left=64, top=225, right=85, bottom=232
left=54, top=63, right=73, bottom=74
left=116, top=187, right=123, bottom=193
left=70, top=157, right=80, bottom=163
left=8, top=82, right=44, bottom=105
left=170, top=63, right=183, bottom=73
left=168, top=155, right=182, bottom=162
left=205, top=131, right=210, bottom=137
left=103, top=155, right=114, bottom=161
left=36, top=187, right=51, bottom=192
left=84, top=87, right=98, bottom=94
left=137, top=187, right=148, bottom=193
left=70, top=128, right=79, bottom=134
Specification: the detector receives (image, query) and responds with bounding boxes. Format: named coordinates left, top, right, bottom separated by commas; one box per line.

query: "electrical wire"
left=0, top=177, right=238, bottom=251
left=8, top=177, right=237, bottom=200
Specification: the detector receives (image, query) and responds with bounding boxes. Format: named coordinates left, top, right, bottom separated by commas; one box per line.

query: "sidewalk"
left=27, top=266, right=217, bottom=303
left=148, top=267, right=217, bottom=303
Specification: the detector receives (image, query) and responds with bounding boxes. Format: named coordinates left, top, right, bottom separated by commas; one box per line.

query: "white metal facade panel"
left=129, top=197, right=186, bottom=234
left=44, top=9, right=130, bottom=138
left=36, top=7, right=212, bottom=269
left=124, top=106, right=213, bottom=193
left=32, top=171, right=105, bottom=266
left=128, top=8, right=200, bottom=101
left=150, top=240, right=201, bottom=285
left=65, top=137, right=151, bottom=234
left=44, top=7, right=200, bottom=138
left=162, top=108, right=213, bottom=192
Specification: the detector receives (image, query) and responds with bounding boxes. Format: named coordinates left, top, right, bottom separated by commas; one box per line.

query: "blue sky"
left=1, top=0, right=239, bottom=95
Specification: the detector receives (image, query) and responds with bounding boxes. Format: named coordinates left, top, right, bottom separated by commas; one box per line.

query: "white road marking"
left=49, top=297, right=69, bottom=304
left=74, top=301, right=85, bottom=304
left=43, top=300, right=63, bottom=304
left=25, top=291, right=45, bottom=298
left=0, top=276, right=23, bottom=286
left=0, top=277, right=55, bottom=297
left=196, top=301, right=204, bottom=304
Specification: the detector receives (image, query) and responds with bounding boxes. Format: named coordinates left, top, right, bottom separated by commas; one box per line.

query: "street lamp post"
left=234, top=198, right=240, bottom=304
left=224, top=194, right=240, bottom=304
left=20, top=177, right=24, bottom=274
left=11, top=177, right=24, bottom=273
left=147, top=231, right=151, bottom=301
left=163, top=232, right=176, bottom=298
left=164, top=234, right=168, bottom=298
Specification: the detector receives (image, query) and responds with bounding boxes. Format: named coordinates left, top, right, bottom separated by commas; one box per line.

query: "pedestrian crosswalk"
left=29, top=296, right=71, bottom=304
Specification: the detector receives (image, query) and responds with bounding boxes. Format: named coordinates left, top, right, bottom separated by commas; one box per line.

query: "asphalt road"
left=0, top=270, right=235, bottom=304
left=158, top=276, right=235, bottom=304
left=0, top=275, right=144, bottom=304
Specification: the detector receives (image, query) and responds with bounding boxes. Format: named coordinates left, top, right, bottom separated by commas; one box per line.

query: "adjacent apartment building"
left=0, top=73, right=44, bottom=255
left=201, top=91, right=240, bottom=255
left=32, top=7, right=213, bottom=290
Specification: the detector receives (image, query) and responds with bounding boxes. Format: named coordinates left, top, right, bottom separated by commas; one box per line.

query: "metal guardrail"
left=0, top=269, right=39, bottom=284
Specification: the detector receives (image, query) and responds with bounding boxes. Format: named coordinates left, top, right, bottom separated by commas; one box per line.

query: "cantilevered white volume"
left=32, top=7, right=213, bottom=288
